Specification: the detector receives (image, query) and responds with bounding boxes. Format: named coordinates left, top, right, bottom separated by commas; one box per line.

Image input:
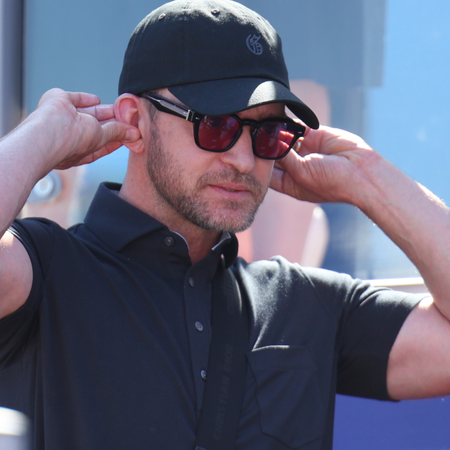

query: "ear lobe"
left=114, top=94, right=145, bottom=154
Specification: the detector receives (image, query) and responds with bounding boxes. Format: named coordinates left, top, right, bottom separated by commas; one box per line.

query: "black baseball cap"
left=119, top=0, right=319, bottom=129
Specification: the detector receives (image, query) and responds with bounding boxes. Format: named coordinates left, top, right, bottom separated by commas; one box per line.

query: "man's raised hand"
left=270, top=125, right=381, bottom=207
left=34, top=88, right=140, bottom=170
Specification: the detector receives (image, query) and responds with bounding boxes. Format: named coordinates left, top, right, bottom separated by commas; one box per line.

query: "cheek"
left=168, top=146, right=218, bottom=187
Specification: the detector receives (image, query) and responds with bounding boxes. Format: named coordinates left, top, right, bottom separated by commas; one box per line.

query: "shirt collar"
left=83, top=182, right=238, bottom=266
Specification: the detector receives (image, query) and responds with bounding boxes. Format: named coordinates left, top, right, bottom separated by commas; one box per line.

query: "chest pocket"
left=247, top=345, right=326, bottom=449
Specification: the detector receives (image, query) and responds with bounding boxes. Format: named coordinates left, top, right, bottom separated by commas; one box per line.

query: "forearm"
left=0, top=112, right=59, bottom=237
left=355, top=153, right=450, bottom=317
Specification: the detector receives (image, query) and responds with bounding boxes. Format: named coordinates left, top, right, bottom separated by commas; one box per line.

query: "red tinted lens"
left=198, top=116, right=241, bottom=151
left=255, top=122, right=297, bottom=159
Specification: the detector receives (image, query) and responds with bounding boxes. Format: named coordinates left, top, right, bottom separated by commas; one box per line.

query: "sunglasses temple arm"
left=145, top=95, right=197, bottom=123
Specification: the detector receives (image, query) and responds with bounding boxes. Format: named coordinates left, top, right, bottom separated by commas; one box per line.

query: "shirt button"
left=201, top=370, right=207, bottom=381
left=164, top=236, right=175, bottom=247
left=189, top=277, right=195, bottom=287
left=195, top=321, right=204, bottom=332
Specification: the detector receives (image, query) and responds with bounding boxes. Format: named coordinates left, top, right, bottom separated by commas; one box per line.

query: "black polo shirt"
left=0, top=183, right=424, bottom=450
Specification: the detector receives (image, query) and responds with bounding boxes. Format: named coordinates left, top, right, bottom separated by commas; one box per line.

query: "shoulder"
left=9, top=218, right=98, bottom=285
left=233, top=255, right=422, bottom=325
left=11, top=216, right=66, bottom=245
left=233, top=255, right=364, bottom=305
left=11, top=217, right=88, bottom=252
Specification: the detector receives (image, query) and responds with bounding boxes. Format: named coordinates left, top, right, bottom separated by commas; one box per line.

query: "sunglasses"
left=140, top=92, right=306, bottom=160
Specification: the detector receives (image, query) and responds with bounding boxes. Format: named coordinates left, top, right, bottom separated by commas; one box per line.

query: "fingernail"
left=125, top=129, right=139, bottom=141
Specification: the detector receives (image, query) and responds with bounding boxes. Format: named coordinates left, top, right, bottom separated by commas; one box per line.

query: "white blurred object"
left=0, top=407, right=30, bottom=450
left=27, top=171, right=62, bottom=203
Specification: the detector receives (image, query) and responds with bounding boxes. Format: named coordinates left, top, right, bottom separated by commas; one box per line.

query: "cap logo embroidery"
left=246, top=34, right=263, bottom=55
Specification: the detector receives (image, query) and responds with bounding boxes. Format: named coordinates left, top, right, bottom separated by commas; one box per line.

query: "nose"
left=217, top=126, right=256, bottom=174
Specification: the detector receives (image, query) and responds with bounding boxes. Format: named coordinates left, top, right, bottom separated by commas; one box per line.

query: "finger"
left=55, top=122, right=140, bottom=170
left=301, top=126, right=372, bottom=157
left=100, top=121, right=140, bottom=146
left=78, top=104, right=116, bottom=122
left=269, top=166, right=327, bottom=203
left=296, top=128, right=330, bottom=155
left=38, top=88, right=101, bottom=109
left=54, top=141, right=125, bottom=170
left=75, top=141, right=124, bottom=165
left=269, top=152, right=301, bottom=193
left=293, top=139, right=303, bottom=154
left=269, top=165, right=285, bottom=192
left=274, top=146, right=301, bottom=171
left=65, top=91, right=101, bottom=108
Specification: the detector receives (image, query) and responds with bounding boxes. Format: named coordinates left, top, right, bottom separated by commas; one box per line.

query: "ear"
left=114, top=94, right=146, bottom=154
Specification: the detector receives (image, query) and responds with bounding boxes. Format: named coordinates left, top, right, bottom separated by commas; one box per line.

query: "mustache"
left=197, top=168, right=264, bottom=196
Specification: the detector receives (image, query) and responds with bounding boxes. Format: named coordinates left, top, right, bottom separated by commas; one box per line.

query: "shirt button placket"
left=184, top=270, right=210, bottom=407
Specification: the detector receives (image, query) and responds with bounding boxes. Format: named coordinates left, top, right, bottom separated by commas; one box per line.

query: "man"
left=1, top=0, right=450, bottom=449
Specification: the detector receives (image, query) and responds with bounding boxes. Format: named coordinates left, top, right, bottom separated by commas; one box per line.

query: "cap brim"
left=169, top=78, right=319, bottom=129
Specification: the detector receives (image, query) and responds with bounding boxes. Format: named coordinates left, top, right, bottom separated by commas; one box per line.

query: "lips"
left=198, top=169, right=264, bottom=199
left=211, top=182, right=251, bottom=193
left=207, top=184, right=253, bottom=199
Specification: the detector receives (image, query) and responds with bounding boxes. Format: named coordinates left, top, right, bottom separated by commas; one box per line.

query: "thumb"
left=101, top=121, right=141, bottom=146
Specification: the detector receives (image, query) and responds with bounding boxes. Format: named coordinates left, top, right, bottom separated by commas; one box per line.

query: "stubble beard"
left=146, top=124, right=266, bottom=233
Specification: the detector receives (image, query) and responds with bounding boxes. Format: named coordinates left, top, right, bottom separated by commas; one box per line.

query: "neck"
left=119, top=178, right=221, bottom=264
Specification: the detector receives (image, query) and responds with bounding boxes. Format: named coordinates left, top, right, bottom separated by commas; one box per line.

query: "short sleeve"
left=338, top=287, right=424, bottom=398
left=0, top=218, right=56, bottom=367
left=304, top=267, right=425, bottom=399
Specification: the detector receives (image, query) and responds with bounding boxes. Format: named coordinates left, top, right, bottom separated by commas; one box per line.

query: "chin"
left=192, top=206, right=258, bottom=234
